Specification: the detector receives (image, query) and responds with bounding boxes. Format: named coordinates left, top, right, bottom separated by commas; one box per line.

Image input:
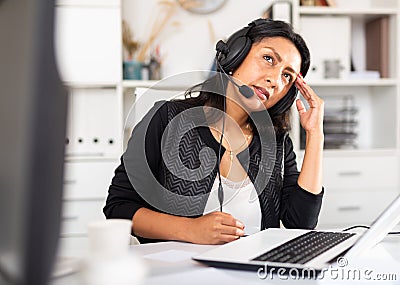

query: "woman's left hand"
left=294, top=74, right=324, bottom=136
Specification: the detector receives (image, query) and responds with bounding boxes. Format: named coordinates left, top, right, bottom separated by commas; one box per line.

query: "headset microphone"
left=215, top=54, right=254, bottom=99
left=226, top=72, right=254, bottom=99
left=238, top=84, right=254, bottom=99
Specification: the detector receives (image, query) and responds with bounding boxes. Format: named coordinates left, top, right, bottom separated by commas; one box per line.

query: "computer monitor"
left=0, top=1, right=67, bottom=284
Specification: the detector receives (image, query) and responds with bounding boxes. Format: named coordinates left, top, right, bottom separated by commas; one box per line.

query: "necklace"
left=226, top=133, right=252, bottom=161
left=211, top=123, right=253, bottom=162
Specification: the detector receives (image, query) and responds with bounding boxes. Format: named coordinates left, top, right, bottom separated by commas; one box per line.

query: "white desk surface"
left=52, top=234, right=400, bottom=285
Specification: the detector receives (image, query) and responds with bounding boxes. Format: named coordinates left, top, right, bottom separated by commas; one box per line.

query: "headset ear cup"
left=216, top=40, right=230, bottom=66
left=268, top=86, right=298, bottom=116
left=216, top=19, right=272, bottom=73
left=219, top=36, right=252, bottom=72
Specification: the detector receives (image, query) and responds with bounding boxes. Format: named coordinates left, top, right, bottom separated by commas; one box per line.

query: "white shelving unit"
left=292, top=0, right=400, bottom=229
left=55, top=0, right=123, bottom=257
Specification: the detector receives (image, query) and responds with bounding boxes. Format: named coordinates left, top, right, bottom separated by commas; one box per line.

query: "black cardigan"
left=103, top=100, right=323, bottom=243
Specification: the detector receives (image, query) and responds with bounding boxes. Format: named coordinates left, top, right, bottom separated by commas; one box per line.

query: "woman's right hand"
left=187, top=212, right=245, bottom=245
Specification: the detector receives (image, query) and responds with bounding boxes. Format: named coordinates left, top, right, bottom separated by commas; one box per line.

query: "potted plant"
left=122, top=20, right=142, bottom=80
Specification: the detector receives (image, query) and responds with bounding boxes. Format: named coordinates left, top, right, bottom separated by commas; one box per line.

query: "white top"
left=203, top=176, right=261, bottom=235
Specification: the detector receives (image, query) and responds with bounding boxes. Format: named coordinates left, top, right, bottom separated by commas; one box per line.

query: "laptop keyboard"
left=252, top=231, right=355, bottom=264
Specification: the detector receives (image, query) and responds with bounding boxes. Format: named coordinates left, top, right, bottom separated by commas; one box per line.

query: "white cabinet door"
left=63, top=160, right=118, bottom=200
left=55, top=1, right=121, bottom=84
left=317, top=155, right=399, bottom=228
left=318, top=190, right=399, bottom=228
left=322, top=156, right=399, bottom=191
left=61, top=160, right=119, bottom=236
left=61, top=199, right=106, bottom=236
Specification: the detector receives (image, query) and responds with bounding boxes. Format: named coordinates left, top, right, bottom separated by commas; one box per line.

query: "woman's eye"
left=283, top=73, right=293, bottom=83
left=263, top=55, right=273, bottom=63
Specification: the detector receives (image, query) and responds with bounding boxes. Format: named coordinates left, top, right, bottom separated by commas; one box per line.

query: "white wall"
left=122, top=0, right=272, bottom=78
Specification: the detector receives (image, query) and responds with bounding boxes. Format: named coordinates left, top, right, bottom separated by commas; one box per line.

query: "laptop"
left=193, top=194, right=400, bottom=274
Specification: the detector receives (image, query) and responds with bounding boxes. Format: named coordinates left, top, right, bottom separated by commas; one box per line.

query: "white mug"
left=87, top=219, right=132, bottom=258
left=84, top=219, right=147, bottom=285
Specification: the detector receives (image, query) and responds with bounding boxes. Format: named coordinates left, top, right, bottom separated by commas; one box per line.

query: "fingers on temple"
left=295, top=80, right=312, bottom=100
left=296, top=99, right=306, bottom=114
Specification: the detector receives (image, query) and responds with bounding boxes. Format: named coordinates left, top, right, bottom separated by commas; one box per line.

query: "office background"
left=55, top=0, right=400, bottom=258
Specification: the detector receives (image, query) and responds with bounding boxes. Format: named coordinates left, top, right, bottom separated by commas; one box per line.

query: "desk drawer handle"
left=66, top=152, right=105, bottom=157
left=62, top=216, right=79, bottom=221
left=338, top=206, right=361, bottom=212
left=338, top=171, right=362, bottom=177
left=63, top=179, right=77, bottom=185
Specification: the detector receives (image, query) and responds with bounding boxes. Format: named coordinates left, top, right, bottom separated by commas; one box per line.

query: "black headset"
left=215, top=18, right=298, bottom=116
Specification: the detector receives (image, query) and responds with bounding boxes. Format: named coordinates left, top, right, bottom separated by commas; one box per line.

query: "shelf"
left=307, top=78, right=398, bottom=87
left=122, top=71, right=209, bottom=90
left=298, top=148, right=398, bottom=158
left=62, top=196, right=107, bottom=202
left=123, top=80, right=194, bottom=91
left=64, top=155, right=120, bottom=162
left=323, top=148, right=399, bottom=157
left=62, top=82, right=119, bottom=89
left=122, top=80, right=158, bottom=88
left=56, top=0, right=120, bottom=7
left=299, top=6, right=398, bottom=17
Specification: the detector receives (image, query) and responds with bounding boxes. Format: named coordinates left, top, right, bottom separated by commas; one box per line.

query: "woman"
left=103, top=18, right=324, bottom=245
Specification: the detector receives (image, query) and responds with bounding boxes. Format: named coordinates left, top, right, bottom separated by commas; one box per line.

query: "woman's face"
left=229, top=36, right=302, bottom=112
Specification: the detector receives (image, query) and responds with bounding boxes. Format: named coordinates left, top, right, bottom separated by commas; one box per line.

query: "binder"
left=365, top=16, right=389, bottom=78
left=65, top=88, right=122, bottom=158
left=314, top=0, right=328, bottom=6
